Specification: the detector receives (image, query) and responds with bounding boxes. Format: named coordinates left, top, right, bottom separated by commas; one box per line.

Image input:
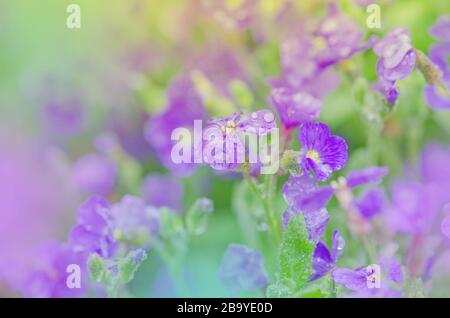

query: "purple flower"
left=373, top=28, right=416, bottom=104
left=282, top=175, right=329, bottom=242
left=355, top=188, right=386, bottom=220
left=144, top=75, right=205, bottom=176
left=69, top=196, right=117, bottom=258
left=270, top=87, right=321, bottom=130
left=203, top=110, right=277, bottom=171
left=219, top=244, right=269, bottom=293
left=385, top=181, right=438, bottom=234
left=141, top=173, right=184, bottom=213
left=430, top=16, right=450, bottom=42
left=310, top=230, right=345, bottom=281
left=21, top=242, right=87, bottom=298
left=42, top=96, right=84, bottom=136
left=110, top=195, right=160, bottom=244
left=314, top=3, right=371, bottom=67
left=298, top=122, right=348, bottom=181
left=424, top=17, right=450, bottom=110
left=202, top=0, right=256, bottom=31
left=332, top=258, right=403, bottom=297
left=296, top=166, right=389, bottom=212
left=441, top=215, right=450, bottom=239
left=72, top=153, right=117, bottom=196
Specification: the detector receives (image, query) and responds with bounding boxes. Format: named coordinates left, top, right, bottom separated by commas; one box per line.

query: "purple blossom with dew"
left=110, top=195, right=160, bottom=244
left=72, top=153, right=117, bottom=196
left=219, top=244, right=269, bottom=293
left=203, top=110, right=276, bottom=171
left=141, top=173, right=184, bottom=213
left=69, top=196, right=117, bottom=258
left=298, top=122, right=348, bottom=181
left=310, top=230, right=345, bottom=281
left=282, top=175, right=329, bottom=242
left=423, top=17, right=450, bottom=110
left=144, top=75, right=205, bottom=176
left=355, top=188, right=386, bottom=220
left=332, top=257, right=403, bottom=297
left=270, top=87, right=322, bottom=130
left=373, top=28, right=416, bottom=104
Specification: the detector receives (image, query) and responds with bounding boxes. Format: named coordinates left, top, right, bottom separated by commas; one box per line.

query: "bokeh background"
left=1, top=0, right=450, bottom=297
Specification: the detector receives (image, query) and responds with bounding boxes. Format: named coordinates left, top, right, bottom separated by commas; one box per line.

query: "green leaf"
left=279, top=214, right=315, bottom=292
left=185, top=198, right=214, bottom=236
left=119, top=249, right=147, bottom=284
left=87, top=253, right=105, bottom=282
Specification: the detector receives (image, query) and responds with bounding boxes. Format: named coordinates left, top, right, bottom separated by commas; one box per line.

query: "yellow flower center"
left=306, top=150, right=320, bottom=163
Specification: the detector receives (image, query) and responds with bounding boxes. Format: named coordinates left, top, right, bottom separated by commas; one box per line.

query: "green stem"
left=361, top=234, right=376, bottom=264
left=244, top=174, right=280, bottom=246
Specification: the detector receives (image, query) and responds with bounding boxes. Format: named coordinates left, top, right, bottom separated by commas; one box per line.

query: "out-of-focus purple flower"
left=42, top=96, right=84, bottom=136
left=110, top=195, right=160, bottom=243
left=144, top=75, right=205, bottom=176
left=270, top=87, right=321, bottom=130
left=203, top=110, right=277, bottom=171
left=219, top=244, right=269, bottom=293
left=347, top=166, right=389, bottom=188
left=441, top=215, right=450, bottom=239
left=333, top=257, right=403, bottom=297
left=314, top=3, right=371, bottom=67
left=202, top=0, right=256, bottom=31
left=298, top=122, right=348, bottom=181
left=190, top=48, right=247, bottom=97
left=423, top=33, right=450, bottom=109
left=355, top=188, right=386, bottom=220
left=310, top=231, right=345, bottom=281
left=69, top=196, right=117, bottom=258
left=141, top=173, right=184, bottom=212
left=373, top=28, right=416, bottom=104
left=385, top=181, right=439, bottom=234
left=21, top=242, right=87, bottom=298
left=72, top=153, right=117, bottom=196
left=296, top=166, right=389, bottom=213
left=430, top=16, right=450, bottom=42
left=281, top=175, right=329, bottom=242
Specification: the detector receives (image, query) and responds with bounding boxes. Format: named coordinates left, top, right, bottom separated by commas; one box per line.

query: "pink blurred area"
left=0, top=132, right=78, bottom=296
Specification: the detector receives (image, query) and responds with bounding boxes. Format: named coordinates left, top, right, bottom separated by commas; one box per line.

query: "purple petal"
left=295, top=186, right=334, bottom=212
left=72, top=154, right=117, bottom=196
left=346, top=166, right=389, bottom=188
left=310, top=241, right=334, bottom=281
left=303, top=208, right=329, bottom=242
left=317, top=135, right=348, bottom=171
left=441, top=215, right=450, bottom=239
left=239, top=110, right=277, bottom=135
left=377, top=50, right=416, bottom=82
left=299, top=122, right=330, bottom=150
left=282, top=175, right=318, bottom=207
left=76, top=196, right=109, bottom=233
left=331, top=230, right=346, bottom=262
left=380, top=257, right=403, bottom=284
left=355, top=188, right=386, bottom=220
left=332, top=268, right=368, bottom=291
left=424, top=84, right=450, bottom=110
left=270, top=88, right=321, bottom=129
left=430, top=16, right=450, bottom=42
